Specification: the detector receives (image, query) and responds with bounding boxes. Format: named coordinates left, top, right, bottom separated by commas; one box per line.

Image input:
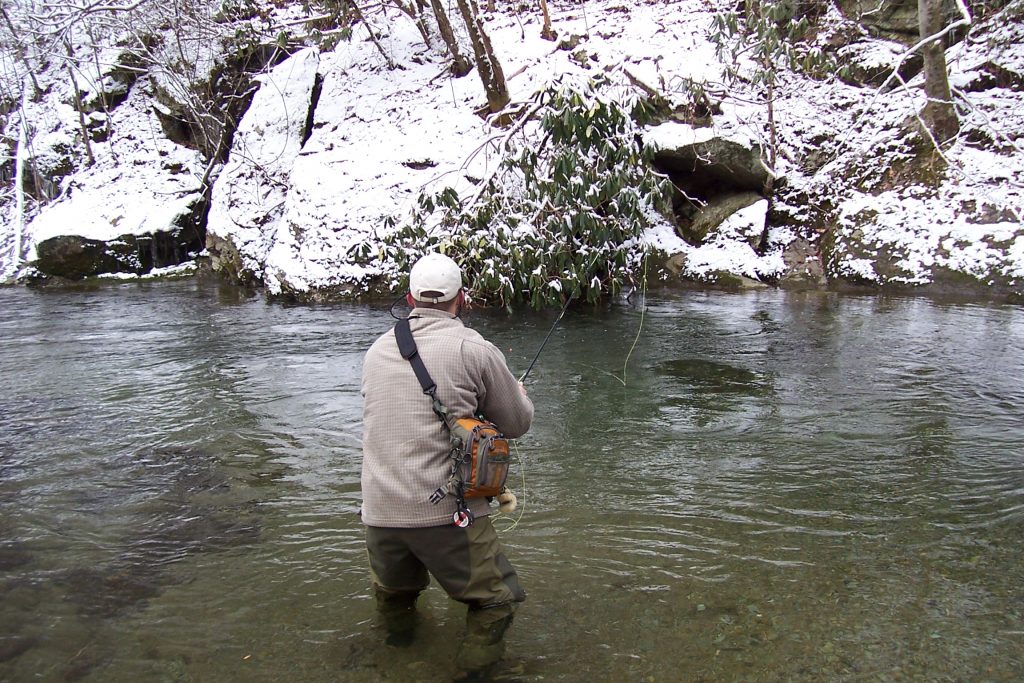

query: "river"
left=0, top=279, right=1022, bottom=682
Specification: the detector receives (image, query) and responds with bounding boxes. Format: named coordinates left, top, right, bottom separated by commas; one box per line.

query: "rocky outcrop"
left=151, top=39, right=288, bottom=158
left=34, top=223, right=204, bottom=280
left=836, top=0, right=920, bottom=42
left=205, top=48, right=322, bottom=286
left=654, top=136, right=773, bottom=199
left=682, top=191, right=764, bottom=247
left=836, top=38, right=924, bottom=88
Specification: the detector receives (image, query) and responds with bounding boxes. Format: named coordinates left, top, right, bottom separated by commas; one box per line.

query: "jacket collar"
left=409, top=307, right=459, bottom=322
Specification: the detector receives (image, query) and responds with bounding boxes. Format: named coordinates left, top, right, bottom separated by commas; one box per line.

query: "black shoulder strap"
left=395, top=318, right=437, bottom=397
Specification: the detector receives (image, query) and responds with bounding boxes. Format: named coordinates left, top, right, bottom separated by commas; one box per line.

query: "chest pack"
left=394, top=318, right=511, bottom=527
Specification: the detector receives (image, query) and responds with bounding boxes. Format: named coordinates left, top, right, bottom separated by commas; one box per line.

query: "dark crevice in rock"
left=153, top=43, right=295, bottom=161
left=653, top=139, right=772, bottom=247
left=300, top=72, right=324, bottom=148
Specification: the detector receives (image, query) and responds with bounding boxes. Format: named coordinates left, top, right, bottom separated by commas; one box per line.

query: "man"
left=360, top=252, right=534, bottom=680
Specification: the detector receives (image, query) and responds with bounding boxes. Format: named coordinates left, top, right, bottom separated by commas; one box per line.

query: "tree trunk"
left=539, top=0, right=556, bottom=40
left=65, top=41, right=95, bottom=167
left=455, top=0, right=509, bottom=112
left=12, top=86, right=31, bottom=271
left=428, top=0, right=472, bottom=77
left=918, top=0, right=959, bottom=143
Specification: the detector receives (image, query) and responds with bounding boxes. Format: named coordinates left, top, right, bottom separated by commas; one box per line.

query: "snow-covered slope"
left=2, top=0, right=1022, bottom=298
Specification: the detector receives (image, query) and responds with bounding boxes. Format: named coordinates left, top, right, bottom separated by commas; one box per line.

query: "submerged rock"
left=0, top=634, right=38, bottom=664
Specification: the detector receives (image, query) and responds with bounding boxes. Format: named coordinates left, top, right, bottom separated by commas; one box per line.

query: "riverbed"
left=1, top=279, right=1022, bottom=682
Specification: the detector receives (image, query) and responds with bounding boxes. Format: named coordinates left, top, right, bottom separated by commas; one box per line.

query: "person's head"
left=406, top=252, right=465, bottom=314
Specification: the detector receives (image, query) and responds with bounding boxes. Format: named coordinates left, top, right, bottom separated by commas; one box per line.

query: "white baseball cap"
left=409, top=252, right=463, bottom=303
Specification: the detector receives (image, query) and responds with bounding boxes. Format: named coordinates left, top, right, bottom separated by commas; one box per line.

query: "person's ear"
left=406, top=293, right=416, bottom=307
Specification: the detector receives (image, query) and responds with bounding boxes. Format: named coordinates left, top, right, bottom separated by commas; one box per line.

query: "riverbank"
left=1, top=0, right=1022, bottom=301
left=10, top=256, right=1024, bottom=309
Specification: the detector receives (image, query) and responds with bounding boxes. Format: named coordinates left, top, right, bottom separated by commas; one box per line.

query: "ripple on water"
left=2, top=286, right=1024, bottom=682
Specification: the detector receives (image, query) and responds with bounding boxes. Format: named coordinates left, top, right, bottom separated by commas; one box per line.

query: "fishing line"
left=518, top=290, right=574, bottom=383
left=614, top=249, right=649, bottom=387
left=495, top=441, right=528, bottom=533
left=388, top=294, right=410, bottom=320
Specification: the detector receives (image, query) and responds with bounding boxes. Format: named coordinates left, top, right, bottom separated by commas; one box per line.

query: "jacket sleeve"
left=466, top=339, right=534, bottom=439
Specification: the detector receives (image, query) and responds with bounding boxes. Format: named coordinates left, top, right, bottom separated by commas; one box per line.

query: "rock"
left=80, top=45, right=152, bottom=113
left=207, top=48, right=321, bottom=287
left=151, top=39, right=285, bottom=157
left=654, top=137, right=773, bottom=197
left=779, top=237, right=827, bottom=289
left=683, top=192, right=764, bottom=246
left=33, top=219, right=205, bottom=280
left=650, top=129, right=774, bottom=256
left=663, top=252, right=687, bottom=276
left=959, top=61, right=1024, bottom=93
left=34, top=235, right=147, bottom=279
left=836, top=38, right=923, bottom=88
left=835, top=0, right=922, bottom=42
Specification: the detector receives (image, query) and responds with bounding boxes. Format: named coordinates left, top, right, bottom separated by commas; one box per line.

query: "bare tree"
left=0, top=3, right=40, bottom=97
left=428, top=0, right=472, bottom=77
left=455, top=0, right=509, bottom=112
left=918, top=0, right=960, bottom=143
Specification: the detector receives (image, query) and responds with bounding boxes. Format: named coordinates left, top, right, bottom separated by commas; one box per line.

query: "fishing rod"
left=518, top=250, right=604, bottom=384
left=518, top=290, right=576, bottom=383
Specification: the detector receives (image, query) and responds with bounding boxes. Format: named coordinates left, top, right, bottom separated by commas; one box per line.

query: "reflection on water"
left=1, top=281, right=1022, bottom=682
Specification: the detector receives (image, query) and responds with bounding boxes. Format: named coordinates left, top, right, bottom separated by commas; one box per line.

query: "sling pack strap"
left=394, top=317, right=474, bottom=526
left=395, top=318, right=437, bottom=397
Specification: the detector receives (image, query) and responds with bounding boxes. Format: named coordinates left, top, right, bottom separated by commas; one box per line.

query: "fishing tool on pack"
left=394, top=317, right=512, bottom=528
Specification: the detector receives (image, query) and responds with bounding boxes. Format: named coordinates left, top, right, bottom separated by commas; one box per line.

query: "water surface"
left=1, top=280, right=1022, bottom=682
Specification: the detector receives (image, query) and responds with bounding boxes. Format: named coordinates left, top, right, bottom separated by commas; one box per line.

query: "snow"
left=207, top=47, right=321, bottom=278
left=2, top=0, right=1024, bottom=293
left=645, top=122, right=718, bottom=149
left=17, top=62, right=207, bottom=262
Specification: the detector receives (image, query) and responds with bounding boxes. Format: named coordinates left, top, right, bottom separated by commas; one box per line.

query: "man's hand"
left=518, top=381, right=528, bottom=396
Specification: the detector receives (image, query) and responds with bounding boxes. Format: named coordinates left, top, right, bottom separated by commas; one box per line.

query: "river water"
left=0, top=279, right=1022, bottom=682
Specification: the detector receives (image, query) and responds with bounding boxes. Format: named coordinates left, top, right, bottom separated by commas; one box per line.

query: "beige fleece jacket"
left=360, top=308, right=534, bottom=527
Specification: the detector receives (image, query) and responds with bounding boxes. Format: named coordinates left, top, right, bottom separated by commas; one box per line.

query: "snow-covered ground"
left=2, top=0, right=1022, bottom=296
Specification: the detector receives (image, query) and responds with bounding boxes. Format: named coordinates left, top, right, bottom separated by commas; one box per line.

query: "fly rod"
left=518, top=290, right=575, bottom=383
left=518, top=251, right=604, bottom=383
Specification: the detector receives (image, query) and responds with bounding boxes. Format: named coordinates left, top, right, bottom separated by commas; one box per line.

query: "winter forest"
left=0, top=0, right=1022, bottom=306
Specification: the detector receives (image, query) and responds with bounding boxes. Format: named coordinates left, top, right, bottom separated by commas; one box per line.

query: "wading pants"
left=365, top=516, right=526, bottom=670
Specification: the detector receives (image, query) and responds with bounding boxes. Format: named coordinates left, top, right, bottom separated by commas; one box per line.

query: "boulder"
left=33, top=219, right=205, bottom=280
left=779, top=237, right=827, bottom=289
left=35, top=235, right=147, bottom=279
left=836, top=0, right=920, bottom=42
left=682, top=191, right=764, bottom=246
left=653, top=137, right=773, bottom=198
left=836, top=38, right=923, bottom=88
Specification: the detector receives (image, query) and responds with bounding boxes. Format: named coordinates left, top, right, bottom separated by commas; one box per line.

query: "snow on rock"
left=645, top=121, right=753, bottom=152
left=206, top=47, right=321, bottom=282
left=24, top=74, right=206, bottom=262
left=686, top=199, right=781, bottom=279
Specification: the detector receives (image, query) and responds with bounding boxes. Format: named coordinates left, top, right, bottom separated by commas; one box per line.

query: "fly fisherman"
left=360, top=252, right=534, bottom=681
